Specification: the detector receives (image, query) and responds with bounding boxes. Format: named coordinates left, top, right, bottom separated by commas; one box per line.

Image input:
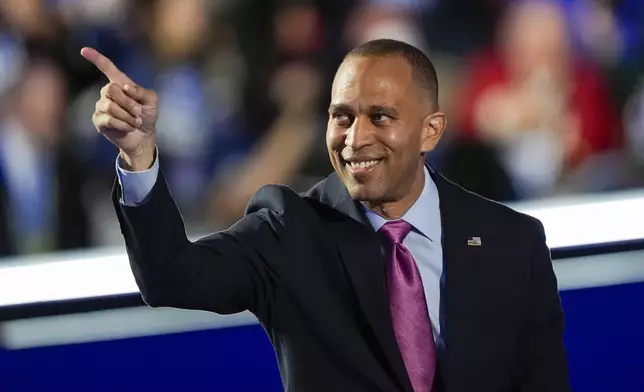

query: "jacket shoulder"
left=243, top=174, right=348, bottom=228
left=244, top=183, right=307, bottom=217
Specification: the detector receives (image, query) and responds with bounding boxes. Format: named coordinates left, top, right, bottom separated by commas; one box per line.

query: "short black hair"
left=345, top=39, right=439, bottom=110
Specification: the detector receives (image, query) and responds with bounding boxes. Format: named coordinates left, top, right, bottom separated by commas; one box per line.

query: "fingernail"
left=124, top=84, right=132, bottom=91
left=133, top=106, right=142, bottom=115
left=136, top=117, right=142, bottom=126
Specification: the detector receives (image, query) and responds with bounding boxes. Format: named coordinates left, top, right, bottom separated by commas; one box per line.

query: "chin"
left=345, top=182, right=383, bottom=203
left=336, top=163, right=387, bottom=201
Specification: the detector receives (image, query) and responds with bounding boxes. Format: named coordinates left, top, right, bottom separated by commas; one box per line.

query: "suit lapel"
left=429, top=165, right=480, bottom=388
left=318, top=174, right=414, bottom=392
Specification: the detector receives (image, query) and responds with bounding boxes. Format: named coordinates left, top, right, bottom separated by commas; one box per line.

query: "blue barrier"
left=2, top=281, right=643, bottom=392
left=562, top=282, right=644, bottom=392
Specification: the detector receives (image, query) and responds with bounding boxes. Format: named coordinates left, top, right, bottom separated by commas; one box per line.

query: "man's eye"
left=333, top=113, right=351, bottom=123
left=371, top=114, right=390, bottom=123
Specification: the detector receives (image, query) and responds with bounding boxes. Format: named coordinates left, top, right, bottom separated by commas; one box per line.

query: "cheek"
left=379, top=127, right=408, bottom=152
left=326, top=126, right=343, bottom=152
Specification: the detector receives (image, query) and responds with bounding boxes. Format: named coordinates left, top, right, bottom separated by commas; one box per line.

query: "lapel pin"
left=467, top=237, right=482, bottom=246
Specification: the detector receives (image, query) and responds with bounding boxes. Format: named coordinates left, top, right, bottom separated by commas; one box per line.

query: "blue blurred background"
left=0, top=0, right=643, bottom=391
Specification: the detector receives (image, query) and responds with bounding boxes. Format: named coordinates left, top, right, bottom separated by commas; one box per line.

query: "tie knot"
left=378, top=220, right=413, bottom=244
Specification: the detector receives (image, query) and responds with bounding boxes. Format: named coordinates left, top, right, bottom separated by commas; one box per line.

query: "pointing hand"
left=81, top=47, right=158, bottom=170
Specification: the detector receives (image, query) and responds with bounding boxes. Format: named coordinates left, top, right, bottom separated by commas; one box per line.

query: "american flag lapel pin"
left=467, top=237, right=482, bottom=246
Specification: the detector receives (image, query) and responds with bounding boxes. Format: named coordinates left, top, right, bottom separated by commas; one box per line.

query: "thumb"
left=124, top=84, right=156, bottom=105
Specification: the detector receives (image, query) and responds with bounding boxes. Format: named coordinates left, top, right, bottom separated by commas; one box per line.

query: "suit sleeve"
left=113, top=167, right=282, bottom=316
left=522, top=219, right=571, bottom=392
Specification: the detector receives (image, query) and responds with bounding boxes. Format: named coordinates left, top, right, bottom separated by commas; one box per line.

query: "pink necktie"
left=379, top=220, right=436, bottom=392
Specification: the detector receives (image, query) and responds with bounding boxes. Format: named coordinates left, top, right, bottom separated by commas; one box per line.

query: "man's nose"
left=345, top=118, right=373, bottom=150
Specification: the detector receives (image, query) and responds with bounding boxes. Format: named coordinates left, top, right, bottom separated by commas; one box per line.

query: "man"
left=82, top=39, right=570, bottom=392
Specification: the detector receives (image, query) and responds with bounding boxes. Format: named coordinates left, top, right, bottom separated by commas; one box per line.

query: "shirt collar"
left=362, top=165, right=440, bottom=241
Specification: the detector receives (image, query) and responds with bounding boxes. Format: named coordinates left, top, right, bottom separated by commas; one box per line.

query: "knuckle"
left=100, top=84, right=109, bottom=98
left=106, top=116, right=122, bottom=130
left=94, top=114, right=108, bottom=131
left=104, top=100, right=117, bottom=114
left=104, top=116, right=115, bottom=128
left=105, top=82, right=120, bottom=98
left=96, top=99, right=108, bottom=112
left=148, top=90, right=158, bottom=102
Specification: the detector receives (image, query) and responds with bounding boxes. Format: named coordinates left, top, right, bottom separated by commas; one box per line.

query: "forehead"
left=331, top=56, right=414, bottom=107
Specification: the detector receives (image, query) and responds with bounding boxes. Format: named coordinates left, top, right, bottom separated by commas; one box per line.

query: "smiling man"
left=85, top=38, right=569, bottom=392
left=327, top=45, right=443, bottom=219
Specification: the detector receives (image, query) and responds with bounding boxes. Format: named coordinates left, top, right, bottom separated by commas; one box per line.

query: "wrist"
left=120, top=142, right=156, bottom=172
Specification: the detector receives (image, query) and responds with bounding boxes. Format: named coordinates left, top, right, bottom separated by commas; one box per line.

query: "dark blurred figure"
left=0, top=59, right=91, bottom=256
left=145, top=0, right=244, bottom=220
left=0, top=0, right=97, bottom=97
left=623, top=82, right=644, bottom=185
left=207, top=61, right=324, bottom=225
left=427, top=57, right=518, bottom=202
left=234, top=0, right=357, bottom=131
left=207, top=0, right=331, bottom=225
left=422, top=0, right=510, bottom=56
left=431, top=138, right=518, bottom=202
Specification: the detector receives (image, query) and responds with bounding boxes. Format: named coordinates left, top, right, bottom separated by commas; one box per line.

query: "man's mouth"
left=343, top=158, right=384, bottom=174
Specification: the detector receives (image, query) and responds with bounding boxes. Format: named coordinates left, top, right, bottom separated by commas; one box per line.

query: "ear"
left=420, top=111, right=447, bottom=153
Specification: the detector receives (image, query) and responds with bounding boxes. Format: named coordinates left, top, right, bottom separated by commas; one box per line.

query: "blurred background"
left=0, top=0, right=642, bottom=251
left=0, top=0, right=643, bottom=391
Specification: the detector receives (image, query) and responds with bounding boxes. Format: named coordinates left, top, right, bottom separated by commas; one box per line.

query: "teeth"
left=348, top=160, right=381, bottom=170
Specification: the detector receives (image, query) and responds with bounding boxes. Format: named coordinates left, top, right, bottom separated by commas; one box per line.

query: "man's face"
left=326, top=55, right=442, bottom=204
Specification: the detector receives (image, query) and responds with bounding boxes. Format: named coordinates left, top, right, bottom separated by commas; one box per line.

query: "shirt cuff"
left=115, top=149, right=159, bottom=207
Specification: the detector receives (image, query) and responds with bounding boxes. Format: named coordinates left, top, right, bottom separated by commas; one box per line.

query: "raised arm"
left=113, top=169, right=280, bottom=315
left=83, top=47, right=278, bottom=316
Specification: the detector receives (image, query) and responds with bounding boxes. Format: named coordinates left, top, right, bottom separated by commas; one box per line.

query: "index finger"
left=80, top=47, right=133, bottom=86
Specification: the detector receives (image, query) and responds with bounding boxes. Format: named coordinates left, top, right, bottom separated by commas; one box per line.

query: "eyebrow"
left=328, top=104, right=399, bottom=117
left=371, top=105, right=398, bottom=117
left=328, top=103, right=352, bottom=114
